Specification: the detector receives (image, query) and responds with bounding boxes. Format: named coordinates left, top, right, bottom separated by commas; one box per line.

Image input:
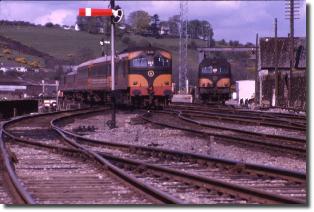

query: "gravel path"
left=64, top=111, right=306, bottom=173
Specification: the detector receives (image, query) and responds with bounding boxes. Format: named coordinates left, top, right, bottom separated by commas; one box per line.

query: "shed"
left=236, top=80, right=255, bottom=104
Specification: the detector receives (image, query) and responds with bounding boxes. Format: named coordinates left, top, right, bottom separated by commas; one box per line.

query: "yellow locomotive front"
left=127, top=47, right=172, bottom=106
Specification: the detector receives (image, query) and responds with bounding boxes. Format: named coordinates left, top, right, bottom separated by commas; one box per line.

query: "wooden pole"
left=255, top=33, right=259, bottom=104
left=288, top=0, right=295, bottom=107
left=274, top=18, right=279, bottom=106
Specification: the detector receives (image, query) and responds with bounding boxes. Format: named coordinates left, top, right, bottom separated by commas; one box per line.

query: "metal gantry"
left=178, top=1, right=188, bottom=94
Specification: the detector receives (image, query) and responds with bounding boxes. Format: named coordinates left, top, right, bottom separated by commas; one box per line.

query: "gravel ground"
left=189, top=117, right=306, bottom=139
left=64, top=111, right=306, bottom=173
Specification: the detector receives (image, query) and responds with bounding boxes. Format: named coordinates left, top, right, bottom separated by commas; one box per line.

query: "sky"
left=0, top=0, right=307, bottom=43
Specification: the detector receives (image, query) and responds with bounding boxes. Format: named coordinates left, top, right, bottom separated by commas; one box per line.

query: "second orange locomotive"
left=59, top=46, right=172, bottom=107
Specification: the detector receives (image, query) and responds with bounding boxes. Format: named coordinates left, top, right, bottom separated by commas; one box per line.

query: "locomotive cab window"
left=154, top=55, right=170, bottom=67
left=201, top=66, right=213, bottom=74
left=218, top=67, right=229, bottom=74
left=130, top=56, right=148, bottom=68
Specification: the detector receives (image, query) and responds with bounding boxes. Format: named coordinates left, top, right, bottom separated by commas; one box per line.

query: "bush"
left=29, top=61, right=40, bottom=68
left=3, top=49, right=11, bottom=54
left=122, top=36, right=131, bottom=44
left=15, top=57, right=27, bottom=64
left=188, top=41, right=197, bottom=50
left=45, top=22, right=54, bottom=28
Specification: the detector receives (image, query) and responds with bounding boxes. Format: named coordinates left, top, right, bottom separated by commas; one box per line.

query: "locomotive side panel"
left=87, top=62, right=111, bottom=91
left=75, top=67, right=89, bottom=91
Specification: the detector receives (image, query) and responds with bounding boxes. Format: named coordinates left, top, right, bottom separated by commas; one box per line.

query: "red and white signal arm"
left=79, top=7, right=123, bottom=23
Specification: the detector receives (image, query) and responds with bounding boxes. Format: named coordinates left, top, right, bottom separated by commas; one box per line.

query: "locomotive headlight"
left=217, top=78, right=230, bottom=87
left=199, top=79, right=213, bottom=87
left=164, top=81, right=170, bottom=86
left=148, top=60, right=154, bottom=67
left=133, top=81, right=138, bottom=85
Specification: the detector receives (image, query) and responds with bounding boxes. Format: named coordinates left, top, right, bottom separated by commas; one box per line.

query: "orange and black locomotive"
left=198, top=57, right=232, bottom=102
left=59, top=45, right=172, bottom=107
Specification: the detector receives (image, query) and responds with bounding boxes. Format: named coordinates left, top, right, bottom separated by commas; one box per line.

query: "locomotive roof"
left=75, top=53, right=128, bottom=70
left=199, top=57, right=230, bottom=67
left=67, top=69, right=77, bottom=75
left=75, top=46, right=171, bottom=71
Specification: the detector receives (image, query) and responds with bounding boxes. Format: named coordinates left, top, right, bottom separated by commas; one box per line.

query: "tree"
left=45, top=22, right=54, bottom=27
left=76, top=16, right=109, bottom=34
left=127, top=10, right=151, bottom=34
left=187, top=20, right=214, bottom=46
left=229, top=40, right=240, bottom=47
left=245, top=42, right=254, bottom=47
left=188, top=40, right=198, bottom=50
left=220, top=39, right=227, bottom=46
left=158, top=21, right=170, bottom=37
left=150, top=14, right=160, bottom=37
left=200, top=21, right=214, bottom=47
left=54, top=65, right=63, bottom=81
left=188, top=20, right=202, bottom=39
left=167, top=15, right=180, bottom=37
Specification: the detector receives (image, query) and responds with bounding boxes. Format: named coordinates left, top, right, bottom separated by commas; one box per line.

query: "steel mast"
left=178, top=1, right=188, bottom=94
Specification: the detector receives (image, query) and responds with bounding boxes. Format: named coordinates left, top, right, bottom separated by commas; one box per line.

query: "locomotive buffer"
left=79, top=0, right=123, bottom=128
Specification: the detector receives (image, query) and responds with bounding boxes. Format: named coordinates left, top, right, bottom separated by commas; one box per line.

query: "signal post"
left=79, top=0, right=123, bottom=129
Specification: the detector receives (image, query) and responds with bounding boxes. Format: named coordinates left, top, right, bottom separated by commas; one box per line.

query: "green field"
left=0, top=25, right=207, bottom=85
left=0, top=25, right=206, bottom=59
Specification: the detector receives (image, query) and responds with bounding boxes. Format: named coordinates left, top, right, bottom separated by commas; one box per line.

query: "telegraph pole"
left=285, top=0, right=299, bottom=107
left=274, top=18, right=279, bottom=106
left=288, top=0, right=294, bottom=107
left=255, top=33, right=259, bottom=105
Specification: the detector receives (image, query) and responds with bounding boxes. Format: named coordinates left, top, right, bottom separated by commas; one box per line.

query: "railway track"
left=167, top=103, right=307, bottom=131
left=51, top=112, right=307, bottom=204
left=0, top=130, right=15, bottom=204
left=0, top=109, right=177, bottom=204
left=141, top=111, right=306, bottom=157
left=0, top=108, right=307, bottom=204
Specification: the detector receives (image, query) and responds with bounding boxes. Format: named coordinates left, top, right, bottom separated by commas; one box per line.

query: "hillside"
left=0, top=24, right=255, bottom=86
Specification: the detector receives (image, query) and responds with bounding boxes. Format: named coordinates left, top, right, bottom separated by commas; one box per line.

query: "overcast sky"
left=0, top=0, right=307, bottom=43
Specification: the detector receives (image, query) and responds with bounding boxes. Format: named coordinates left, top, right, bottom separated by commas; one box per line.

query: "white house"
left=0, top=66, right=28, bottom=73
left=160, top=25, right=170, bottom=35
left=75, top=24, right=80, bottom=31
